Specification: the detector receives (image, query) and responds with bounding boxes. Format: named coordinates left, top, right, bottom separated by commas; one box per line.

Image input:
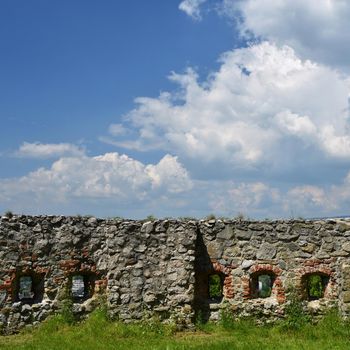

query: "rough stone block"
left=235, top=229, right=252, bottom=240
left=256, top=243, right=277, bottom=260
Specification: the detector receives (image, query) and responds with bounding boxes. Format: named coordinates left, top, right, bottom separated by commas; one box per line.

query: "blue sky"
left=1, top=0, right=350, bottom=219
left=0, top=1, right=235, bottom=172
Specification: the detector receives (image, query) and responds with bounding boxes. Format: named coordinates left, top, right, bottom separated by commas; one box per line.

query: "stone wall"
left=1, top=215, right=350, bottom=333
left=194, top=219, right=349, bottom=322
left=0, top=215, right=196, bottom=334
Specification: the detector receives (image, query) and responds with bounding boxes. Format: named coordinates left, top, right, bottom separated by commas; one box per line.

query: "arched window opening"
left=71, top=275, right=85, bottom=299
left=70, top=274, right=95, bottom=302
left=251, top=273, right=275, bottom=298
left=304, top=274, right=329, bottom=300
left=15, top=273, right=44, bottom=303
left=18, top=276, right=33, bottom=300
left=208, top=274, right=223, bottom=302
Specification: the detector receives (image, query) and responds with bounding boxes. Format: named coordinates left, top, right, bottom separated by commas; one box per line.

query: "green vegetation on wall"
left=307, top=274, right=325, bottom=299
left=208, top=274, right=222, bottom=299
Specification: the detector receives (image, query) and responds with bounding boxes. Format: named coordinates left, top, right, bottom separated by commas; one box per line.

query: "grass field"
left=1, top=309, right=350, bottom=350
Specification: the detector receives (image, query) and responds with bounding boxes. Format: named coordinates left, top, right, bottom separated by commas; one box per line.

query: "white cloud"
left=208, top=181, right=281, bottom=217
left=16, top=142, right=85, bottom=159
left=3, top=147, right=350, bottom=218
left=179, top=0, right=207, bottom=20
left=145, top=154, right=192, bottom=193
left=275, top=111, right=316, bottom=137
left=109, top=42, right=350, bottom=172
left=6, top=2, right=350, bottom=219
left=0, top=152, right=192, bottom=216
left=285, top=185, right=331, bottom=214
left=221, top=0, right=350, bottom=71
left=206, top=177, right=350, bottom=219
left=108, top=123, right=128, bottom=136
left=319, top=126, right=350, bottom=158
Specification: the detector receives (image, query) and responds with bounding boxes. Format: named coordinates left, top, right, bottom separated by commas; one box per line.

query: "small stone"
left=33, top=224, right=42, bottom=232
left=87, top=217, right=97, bottom=225
left=301, top=243, right=315, bottom=253
left=242, top=260, right=254, bottom=269
left=51, top=216, right=63, bottom=224
left=338, top=223, right=350, bottom=233
left=235, top=229, right=252, bottom=240
left=256, top=243, right=277, bottom=260
left=207, top=242, right=224, bottom=258
left=342, top=279, right=350, bottom=290
left=287, top=242, right=299, bottom=251
left=0, top=290, right=7, bottom=307
left=217, top=226, right=234, bottom=240
left=276, top=224, right=288, bottom=232
left=141, top=222, right=154, bottom=234
left=277, top=231, right=299, bottom=241
left=248, top=223, right=264, bottom=231
left=278, top=260, right=287, bottom=269
left=134, top=244, right=147, bottom=253
left=144, top=293, right=156, bottom=304
left=343, top=291, right=350, bottom=303
left=322, top=243, right=334, bottom=252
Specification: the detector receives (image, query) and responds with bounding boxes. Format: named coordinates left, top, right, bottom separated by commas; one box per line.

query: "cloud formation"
left=179, top=0, right=207, bottom=20
left=3, top=1, right=350, bottom=219
left=222, top=0, right=350, bottom=71
left=179, top=0, right=350, bottom=71
left=110, top=42, right=350, bottom=174
left=0, top=153, right=192, bottom=216
left=206, top=174, right=350, bottom=219
left=16, top=142, right=86, bottom=159
left=3, top=144, right=350, bottom=218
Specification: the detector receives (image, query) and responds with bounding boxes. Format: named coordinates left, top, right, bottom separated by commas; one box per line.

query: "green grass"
left=1, top=310, right=350, bottom=350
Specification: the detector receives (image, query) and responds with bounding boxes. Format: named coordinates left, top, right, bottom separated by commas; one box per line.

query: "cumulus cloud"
left=221, top=0, right=350, bottom=71
left=3, top=146, right=350, bottom=218
left=16, top=142, right=85, bottom=159
left=0, top=153, right=192, bottom=216
left=108, top=42, right=350, bottom=174
left=179, top=0, right=207, bottom=20
left=206, top=176, right=350, bottom=219
left=5, top=2, right=350, bottom=219
left=145, top=154, right=192, bottom=193
left=208, top=181, right=281, bottom=217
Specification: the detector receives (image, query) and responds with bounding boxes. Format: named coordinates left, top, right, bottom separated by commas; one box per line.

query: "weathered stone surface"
left=286, top=242, right=299, bottom=252
left=338, top=223, right=350, bottom=233
left=256, top=243, right=277, bottom=260
left=343, top=242, right=350, bottom=252
left=343, top=291, right=350, bottom=303
left=342, top=279, right=350, bottom=290
left=277, top=231, right=299, bottom=241
left=242, top=260, right=254, bottom=269
left=235, top=229, right=252, bottom=240
left=0, top=290, right=7, bottom=307
left=301, top=243, right=315, bottom=253
left=1, top=215, right=350, bottom=333
left=217, top=226, right=234, bottom=240
left=248, top=223, right=264, bottom=231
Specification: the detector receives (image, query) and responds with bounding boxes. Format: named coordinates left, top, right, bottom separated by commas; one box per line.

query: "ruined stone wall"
left=0, top=215, right=196, bottom=334
left=1, top=215, right=350, bottom=334
left=195, top=218, right=350, bottom=322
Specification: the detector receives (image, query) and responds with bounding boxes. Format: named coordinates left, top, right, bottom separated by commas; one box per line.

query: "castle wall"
left=1, top=215, right=350, bottom=333
left=0, top=216, right=196, bottom=333
left=195, top=219, right=350, bottom=321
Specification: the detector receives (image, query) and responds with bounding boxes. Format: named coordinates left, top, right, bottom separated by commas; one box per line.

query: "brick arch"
left=242, top=264, right=285, bottom=303
left=59, top=260, right=107, bottom=298
left=11, top=267, right=49, bottom=303
left=212, top=261, right=234, bottom=299
left=296, top=265, right=336, bottom=300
